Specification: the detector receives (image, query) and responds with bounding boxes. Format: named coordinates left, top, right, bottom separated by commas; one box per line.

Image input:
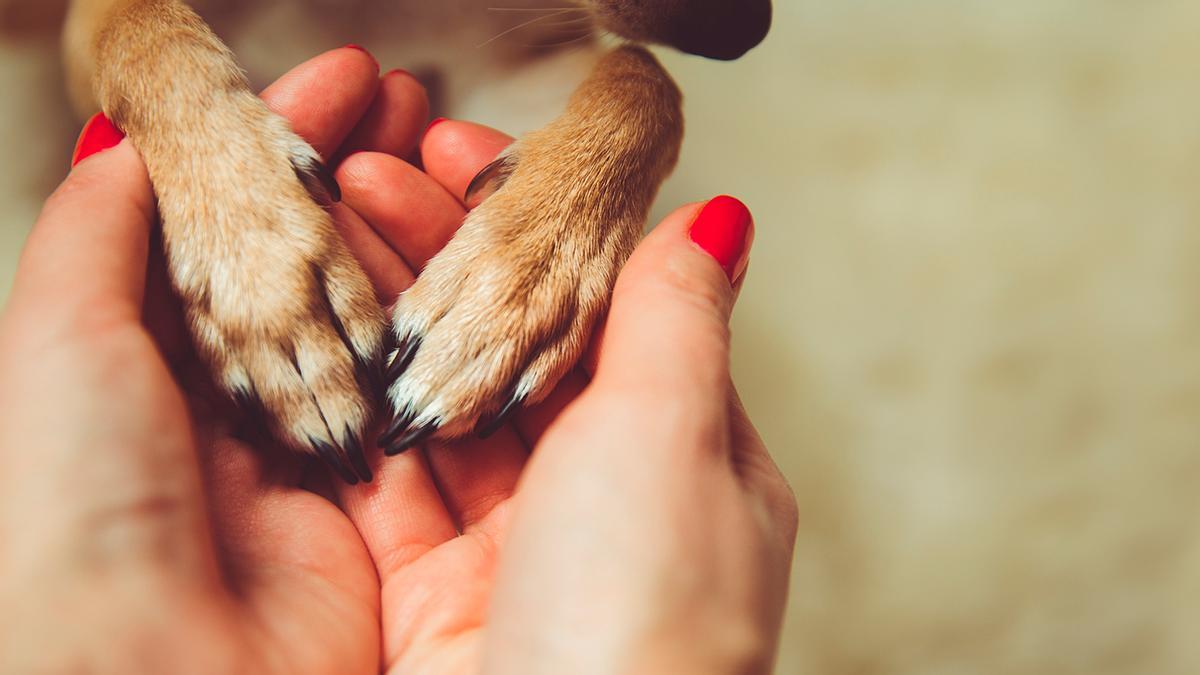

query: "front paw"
left=153, top=93, right=385, bottom=483
left=380, top=162, right=622, bottom=451
left=379, top=47, right=683, bottom=453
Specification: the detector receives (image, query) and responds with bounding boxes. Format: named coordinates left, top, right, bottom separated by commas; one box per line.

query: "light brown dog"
left=61, top=0, right=770, bottom=482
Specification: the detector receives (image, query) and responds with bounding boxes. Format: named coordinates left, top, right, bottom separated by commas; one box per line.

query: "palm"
left=138, top=278, right=381, bottom=672
left=380, top=505, right=510, bottom=673
left=328, top=422, right=551, bottom=672
left=209, top=464, right=378, bottom=673
left=331, top=378, right=587, bottom=671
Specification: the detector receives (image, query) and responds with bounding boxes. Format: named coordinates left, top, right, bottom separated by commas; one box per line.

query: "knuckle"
left=773, top=479, right=800, bottom=540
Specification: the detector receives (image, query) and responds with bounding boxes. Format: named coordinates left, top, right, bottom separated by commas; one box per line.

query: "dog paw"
left=380, top=145, right=617, bottom=450
left=380, top=46, right=684, bottom=453
left=149, top=92, right=385, bottom=482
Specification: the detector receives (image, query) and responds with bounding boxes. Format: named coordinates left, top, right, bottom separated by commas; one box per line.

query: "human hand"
left=0, top=47, right=429, bottom=673
left=332, top=121, right=799, bottom=673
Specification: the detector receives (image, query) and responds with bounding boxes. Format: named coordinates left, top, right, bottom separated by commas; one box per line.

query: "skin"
left=0, top=48, right=797, bottom=675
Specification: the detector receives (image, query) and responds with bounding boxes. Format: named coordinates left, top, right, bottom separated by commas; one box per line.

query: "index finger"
left=261, top=45, right=382, bottom=159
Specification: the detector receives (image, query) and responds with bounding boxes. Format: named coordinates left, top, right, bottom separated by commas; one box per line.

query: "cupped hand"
left=0, top=47, right=428, bottom=674
left=335, top=121, right=799, bottom=674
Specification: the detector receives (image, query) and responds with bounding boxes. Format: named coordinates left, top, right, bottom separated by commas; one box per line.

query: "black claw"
left=478, top=393, right=527, bottom=439
left=361, top=348, right=388, bottom=400
left=385, top=424, right=437, bottom=456
left=344, top=432, right=373, bottom=484
left=311, top=438, right=359, bottom=486
left=293, top=156, right=342, bottom=206
left=385, top=337, right=422, bottom=384
left=464, top=154, right=515, bottom=210
left=382, top=329, right=400, bottom=355
left=378, top=410, right=416, bottom=449
left=318, top=162, right=343, bottom=203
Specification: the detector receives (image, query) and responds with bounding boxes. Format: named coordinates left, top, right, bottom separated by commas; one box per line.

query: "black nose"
left=666, top=0, right=772, bottom=61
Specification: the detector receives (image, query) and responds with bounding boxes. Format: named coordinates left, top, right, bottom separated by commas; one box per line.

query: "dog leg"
left=382, top=45, right=683, bottom=450
left=65, top=0, right=385, bottom=482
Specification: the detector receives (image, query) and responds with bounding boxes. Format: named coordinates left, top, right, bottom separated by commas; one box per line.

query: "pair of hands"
left=0, top=48, right=797, bottom=674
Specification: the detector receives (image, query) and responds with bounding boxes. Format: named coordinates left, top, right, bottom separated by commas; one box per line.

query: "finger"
left=336, top=447, right=458, bottom=579
left=261, top=45, right=382, bottom=159
left=424, top=431, right=527, bottom=532
left=335, top=68, right=431, bottom=163
left=7, top=137, right=153, bottom=331
left=337, top=151, right=466, bottom=271
left=421, top=120, right=515, bottom=203
left=592, top=197, right=755, bottom=431
left=330, top=202, right=415, bottom=304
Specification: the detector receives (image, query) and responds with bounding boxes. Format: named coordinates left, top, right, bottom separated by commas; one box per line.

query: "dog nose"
left=667, top=0, right=772, bottom=61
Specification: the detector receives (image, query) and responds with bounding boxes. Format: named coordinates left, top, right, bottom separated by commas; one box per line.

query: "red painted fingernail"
left=689, top=195, right=755, bottom=284
left=344, top=44, right=379, bottom=71
left=71, top=112, right=125, bottom=167
left=425, top=117, right=449, bottom=135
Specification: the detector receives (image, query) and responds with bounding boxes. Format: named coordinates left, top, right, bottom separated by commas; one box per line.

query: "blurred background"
left=5, top=1, right=1200, bottom=672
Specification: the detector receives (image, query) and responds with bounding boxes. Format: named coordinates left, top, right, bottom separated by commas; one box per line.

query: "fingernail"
left=425, top=117, right=449, bottom=136
left=689, top=195, right=755, bottom=284
left=385, top=68, right=412, bottom=79
left=344, top=44, right=379, bottom=71
left=71, top=112, right=125, bottom=167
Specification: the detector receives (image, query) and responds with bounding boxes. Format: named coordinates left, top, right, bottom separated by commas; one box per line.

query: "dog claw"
left=378, top=409, right=417, bottom=449
left=311, top=438, right=359, bottom=486
left=464, top=154, right=516, bottom=210
left=293, top=156, right=342, bottom=205
left=385, top=338, right=422, bottom=385
left=478, top=392, right=526, bottom=439
left=343, top=432, right=373, bottom=484
left=385, top=424, right=438, bottom=457
left=364, top=357, right=385, bottom=400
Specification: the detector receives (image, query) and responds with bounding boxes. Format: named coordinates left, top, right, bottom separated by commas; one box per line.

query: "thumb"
left=8, top=113, right=152, bottom=328
left=593, top=196, right=754, bottom=402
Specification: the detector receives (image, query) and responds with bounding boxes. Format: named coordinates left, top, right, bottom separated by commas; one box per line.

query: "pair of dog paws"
left=149, top=47, right=680, bottom=483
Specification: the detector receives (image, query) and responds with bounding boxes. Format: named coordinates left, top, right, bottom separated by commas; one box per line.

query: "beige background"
left=5, top=1, right=1200, bottom=672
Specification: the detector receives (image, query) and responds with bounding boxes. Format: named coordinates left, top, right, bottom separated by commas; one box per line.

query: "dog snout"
left=665, top=0, right=772, bottom=61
